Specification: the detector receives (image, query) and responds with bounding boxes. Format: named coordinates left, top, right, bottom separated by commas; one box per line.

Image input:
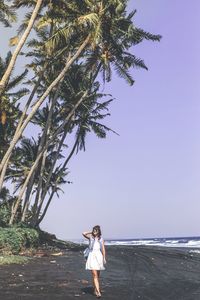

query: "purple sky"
left=43, top=0, right=200, bottom=240
left=1, top=1, right=200, bottom=239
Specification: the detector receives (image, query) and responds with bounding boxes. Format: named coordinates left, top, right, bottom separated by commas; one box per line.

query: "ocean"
left=73, top=236, right=200, bottom=250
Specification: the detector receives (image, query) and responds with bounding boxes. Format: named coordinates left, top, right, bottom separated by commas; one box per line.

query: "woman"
left=82, top=225, right=106, bottom=298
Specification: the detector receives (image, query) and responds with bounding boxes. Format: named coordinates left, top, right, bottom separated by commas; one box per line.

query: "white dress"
left=86, top=237, right=105, bottom=271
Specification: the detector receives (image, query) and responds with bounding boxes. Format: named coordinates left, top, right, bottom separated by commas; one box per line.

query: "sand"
left=0, top=245, right=200, bottom=299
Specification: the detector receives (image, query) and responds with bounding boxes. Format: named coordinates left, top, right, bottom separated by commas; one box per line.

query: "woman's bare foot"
left=96, top=291, right=101, bottom=298
left=94, top=288, right=98, bottom=296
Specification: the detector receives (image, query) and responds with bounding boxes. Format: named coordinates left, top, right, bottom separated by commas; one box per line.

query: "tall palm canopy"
left=0, top=0, right=161, bottom=226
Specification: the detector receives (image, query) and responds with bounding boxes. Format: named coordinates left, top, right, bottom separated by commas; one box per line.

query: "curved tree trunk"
left=9, top=90, right=88, bottom=225
left=36, top=188, right=54, bottom=226
left=34, top=130, right=67, bottom=214
left=0, top=34, right=90, bottom=186
left=26, top=130, right=67, bottom=225
left=0, top=155, right=10, bottom=191
left=0, top=76, right=42, bottom=191
left=0, top=23, right=55, bottom=193
left=0, top=0, right=43, bottom=97
left=21, top=173, right=36, bottom=222
left=34, top=133, right=80, bottom=226
left=30, top=93, right=57, bottom=221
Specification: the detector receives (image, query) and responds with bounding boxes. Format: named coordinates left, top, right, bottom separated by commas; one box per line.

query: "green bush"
left=0, top=204, right=11, bottom=227
left=0, top=227, right=39, bottom=254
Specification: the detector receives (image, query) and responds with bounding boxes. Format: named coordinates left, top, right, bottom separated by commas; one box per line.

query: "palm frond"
left=123, top=53, right=148, bottom=70
left=113, top=62, right=134, bottom=85
left=45, top=24, right=74, bottom=50
left=128, top=26, right=162, bottom=45
left=7, top=88, right=29, bottom=98
left=78, top=13, right=99, bottom=27
left=0, top=2, right=17, bottom=27
left=7, top=69, right=28, bottom=90
left=127, top=9, right=137, bottom=20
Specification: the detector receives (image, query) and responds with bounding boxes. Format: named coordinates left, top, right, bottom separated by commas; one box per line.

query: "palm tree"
left=35, top=164, right=71, bottom=227
left=1, top=0, right=161, bottom=225
left=0, top=0, right=16, bottom=27
left=9, top=88, right=89, bottom=225
left=7, top=135, right=64, bottom=223
left=0, top=34, right=90, bottom=183
left=0, top=52, right=29, bottom=160
left=5, top=138, right=39, bottom=193
left=84, top=7, right=161, bottom=85
left=0, top=0, right=43, bottom=97
left=32, top=88, right=117, bottom=227
left=0, top=1, right=118, bottom=175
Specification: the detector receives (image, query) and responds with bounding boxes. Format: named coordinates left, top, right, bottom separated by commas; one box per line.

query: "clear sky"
left=2, top=1, right=200, bottom=240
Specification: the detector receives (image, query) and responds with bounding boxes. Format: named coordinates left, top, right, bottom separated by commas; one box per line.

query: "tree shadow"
left=81, top=286, right=94, bottom=295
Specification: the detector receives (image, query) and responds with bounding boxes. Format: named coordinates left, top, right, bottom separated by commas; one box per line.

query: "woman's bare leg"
left=92, top=270, right=101, bottom=296
left=97, top=271, right=101, bottom=292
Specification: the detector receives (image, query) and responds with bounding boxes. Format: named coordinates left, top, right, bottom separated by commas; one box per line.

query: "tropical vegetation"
left=0, top=0, right=161, bottom=229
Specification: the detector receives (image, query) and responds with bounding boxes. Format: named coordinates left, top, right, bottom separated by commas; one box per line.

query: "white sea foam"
left=189, top=250, right=200, bottom=254
left=69, top=237, right=200, bottom=249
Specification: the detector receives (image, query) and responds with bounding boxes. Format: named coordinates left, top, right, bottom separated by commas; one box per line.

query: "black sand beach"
left=0, top=245, right=200, bottom=300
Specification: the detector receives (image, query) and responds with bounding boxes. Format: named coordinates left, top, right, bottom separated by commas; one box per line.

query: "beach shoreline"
left=0, top=244, right=200, bottom=299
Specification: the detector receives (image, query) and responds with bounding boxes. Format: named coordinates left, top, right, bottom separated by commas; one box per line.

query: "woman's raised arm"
left=82, top=231, right=92, bottom=240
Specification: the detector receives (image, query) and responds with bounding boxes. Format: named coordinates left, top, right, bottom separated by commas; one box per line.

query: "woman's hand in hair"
left=82, top=231, right=92, bottom=239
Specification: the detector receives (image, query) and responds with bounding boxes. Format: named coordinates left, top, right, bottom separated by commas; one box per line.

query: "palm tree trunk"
left=3, top=23, right=55, bottom=197
left=36, top=135, right=80, bottom=227
left=31, top=93, right=57, bottom=221
left=16, top=72, right=44, bottom=132
left=0, top=0, right=43, bottom=97
left=36, top=188, right=54, bottom=226
left=0, top=76, right=42, bottom=192
left=30, top=74, right=64, bottom=221
left=0, top=34, right=91, bottom=185
left=0, top=155, right=11, bottom=191
left=34, top=130, right=67, bottom=215
left=9, top=90, right=88, bottom=225
left=15, top=20, right=54, bottom=135
left=28, top=130, right=67, bottom=227
left=37, top=64, right=101, bottom=203
left=34, top=133, right=80, bottom=226
left=21, top=173, right=36, bottom=222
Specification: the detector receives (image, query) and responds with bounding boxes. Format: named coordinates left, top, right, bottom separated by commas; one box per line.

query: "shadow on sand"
left=81, top=286, right=94, bottom=295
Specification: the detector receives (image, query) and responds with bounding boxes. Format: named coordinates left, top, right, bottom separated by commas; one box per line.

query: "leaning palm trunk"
left=0, top=35, right=91, bottom=187
left=0, top=155, right=10, bottom=191
left=36, top=187, right=55, bottom=226
left=32, top=68, right=102, bottom=225
left=42, top=131, right=67, bottom=199
left=0, top=76, right=42, bottom=191
left=23, top=131, right=67, bottom=224
left=0, top=0, right=43, bottom=97
left=31, top=93, right=58, bottom=220
left=9, top=90, right=88, bottom=225
left=32, top=66, right=102, bottom=225
left=30, top=132, right=67, bottom=226
left=21, top=172, right=36, bottom=222
left=34, top=133, right=80, bottom=226
left=0, top=27, right=56, bottom=192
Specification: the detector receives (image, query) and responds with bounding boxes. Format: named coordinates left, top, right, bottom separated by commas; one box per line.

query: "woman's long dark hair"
left=92, top=225, right=102, bottom=239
